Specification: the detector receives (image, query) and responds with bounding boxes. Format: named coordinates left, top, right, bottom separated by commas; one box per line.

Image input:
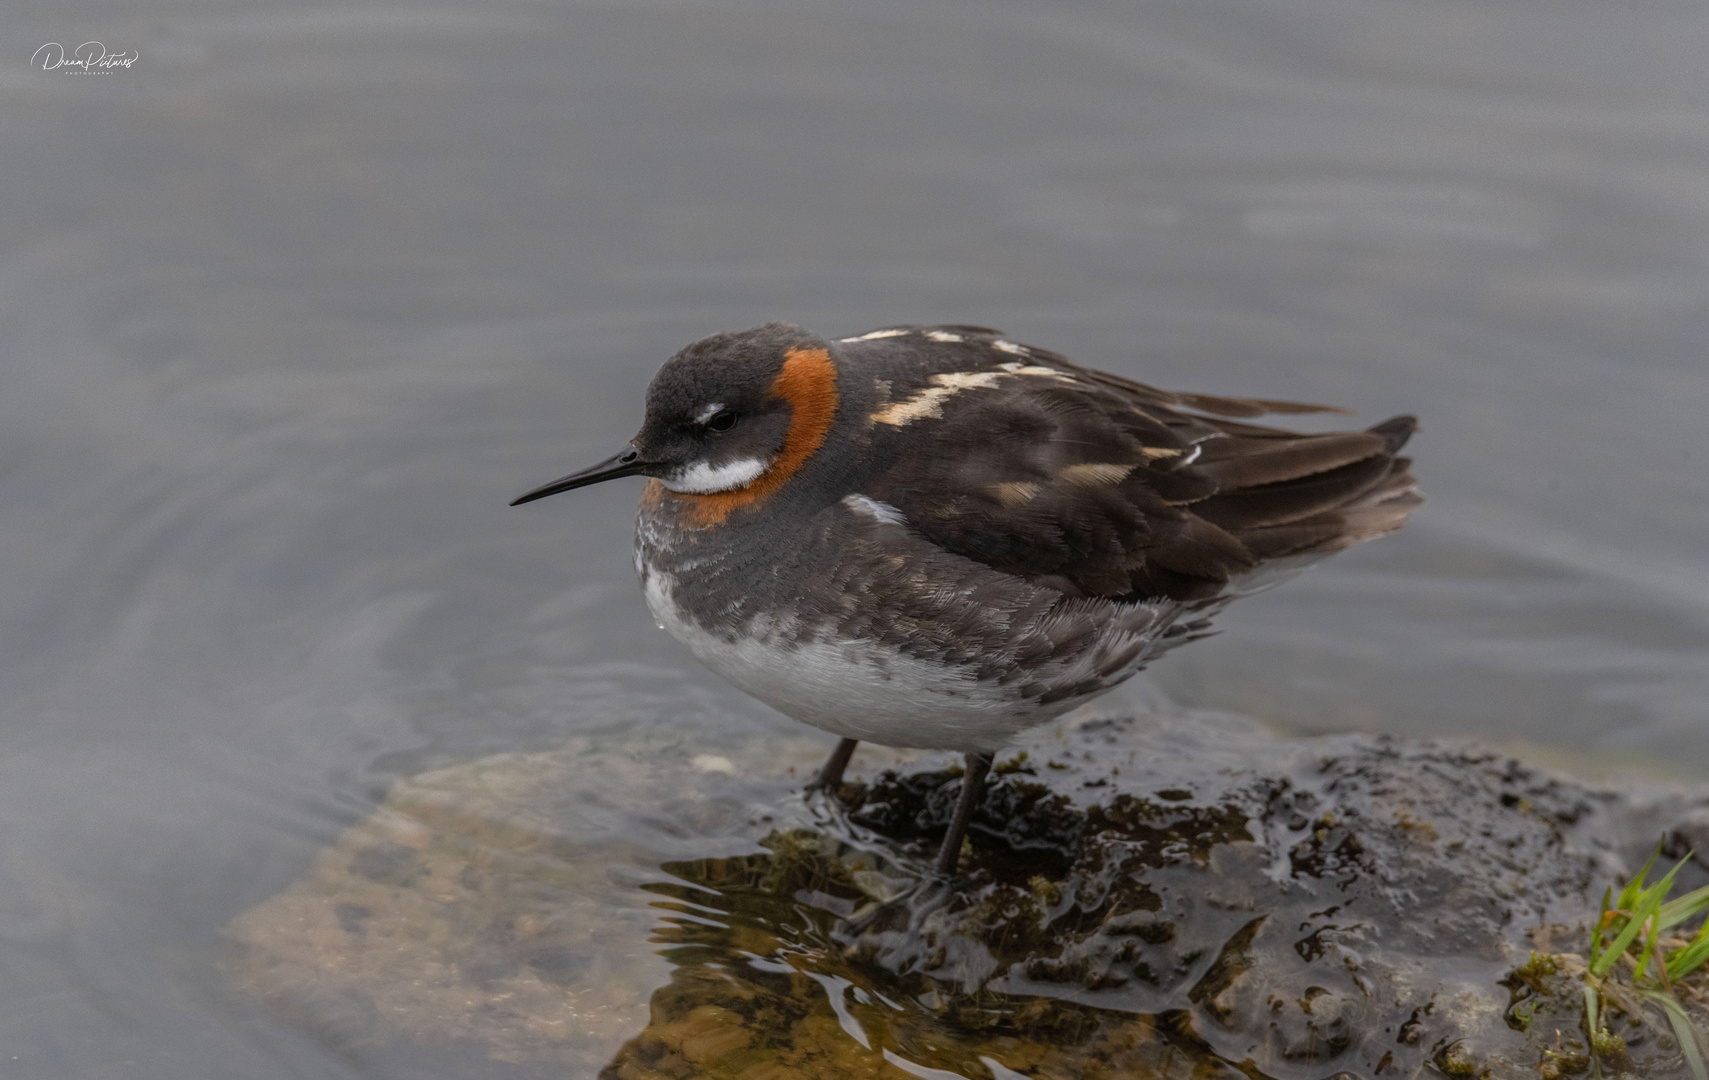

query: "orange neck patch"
left=675, top=347, right=840, bottom=528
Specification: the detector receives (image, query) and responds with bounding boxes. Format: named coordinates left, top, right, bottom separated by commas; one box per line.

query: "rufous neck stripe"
left=679, top=347, right=839, bottom=526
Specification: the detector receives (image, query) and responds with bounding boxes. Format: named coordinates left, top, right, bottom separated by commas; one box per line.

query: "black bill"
left=510, top=448, right=648, bottom=506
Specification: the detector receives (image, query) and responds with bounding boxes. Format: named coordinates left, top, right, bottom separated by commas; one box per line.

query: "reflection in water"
left=614, top=838, right=1234, bottom=1080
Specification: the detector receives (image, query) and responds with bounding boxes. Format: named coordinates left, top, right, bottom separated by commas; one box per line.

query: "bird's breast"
left=631, top=513, right=1187, bottom=752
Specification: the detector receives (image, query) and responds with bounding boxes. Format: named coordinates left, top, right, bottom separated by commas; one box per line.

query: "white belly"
left=641, top=571, right=1086, bottom=752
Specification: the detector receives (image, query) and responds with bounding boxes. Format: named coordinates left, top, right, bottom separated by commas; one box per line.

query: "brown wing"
left=858, top=333, right=1421, bottom=602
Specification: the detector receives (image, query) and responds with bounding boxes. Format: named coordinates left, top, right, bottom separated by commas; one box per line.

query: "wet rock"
left=226, top=709, right=1709, bottom=1078
left=810, top=713, right=1709, bottom=1078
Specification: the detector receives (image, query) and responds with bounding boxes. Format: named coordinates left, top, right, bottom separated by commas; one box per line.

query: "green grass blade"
left=1596, top=849, right=1667, bottom=977
left=1660, top=883, right=1709, bottom=931
left=1597, top=876, right=1670, bottom=977
left=1669, top=939, right=1709, bottom=981
left=1620, top=849, right=1660, bottom=910
left=1640, top=919, right=1662, bottom=983
left=1649, top=857, right=1688, bottom=908
left=1645, top=990, right=1708, bottom=1080
left=1638, top=861, right=1691, bottom=976
left=1668, top=917, right=1709, bottom=981
left=1592, top=885, right=1612, bottom=969
left=1637, top=866, right=1684, bottom=980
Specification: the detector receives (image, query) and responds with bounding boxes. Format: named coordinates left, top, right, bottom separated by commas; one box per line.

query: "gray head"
left=510, top=322, right=835, bottom=505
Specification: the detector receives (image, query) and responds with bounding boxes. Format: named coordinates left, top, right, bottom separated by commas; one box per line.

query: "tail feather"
left=1366, top=414, right=1419, bottom=455
left=1184, top=414, right=1422, bottom=563
left=1195, top=431, right=1387, bottom=489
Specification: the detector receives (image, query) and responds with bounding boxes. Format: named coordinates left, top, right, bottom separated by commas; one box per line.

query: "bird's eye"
left=707, top=411, right=738, bottom=432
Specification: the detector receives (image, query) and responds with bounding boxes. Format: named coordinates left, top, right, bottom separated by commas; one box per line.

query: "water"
left=2, top=0, right=1706, bottom=1074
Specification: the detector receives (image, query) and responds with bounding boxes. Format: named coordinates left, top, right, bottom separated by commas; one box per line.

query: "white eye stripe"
left=661, top=457, right=768, bottom=494
left=693, top=402, right=726, bottom=425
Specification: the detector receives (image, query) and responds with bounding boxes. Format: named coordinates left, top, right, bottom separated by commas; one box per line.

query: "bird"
left=512, top=322, right=1421, bottom=876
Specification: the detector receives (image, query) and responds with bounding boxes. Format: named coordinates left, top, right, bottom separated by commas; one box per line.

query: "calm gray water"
left=2, top=0, right=1707, bottom=1075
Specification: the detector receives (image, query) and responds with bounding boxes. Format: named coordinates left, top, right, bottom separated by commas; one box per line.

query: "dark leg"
left=808, top=738, right=859, bottom=792
left=934, top=751, right=994, bottom=876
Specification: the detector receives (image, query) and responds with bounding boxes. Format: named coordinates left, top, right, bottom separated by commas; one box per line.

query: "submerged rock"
left=224, top=731, right=852, bottom=1073
left=227, top=710, right=1709, bottom=1078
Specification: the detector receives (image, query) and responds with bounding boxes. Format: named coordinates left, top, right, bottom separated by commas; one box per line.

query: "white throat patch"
left=661, top=457, right=769, bottom=494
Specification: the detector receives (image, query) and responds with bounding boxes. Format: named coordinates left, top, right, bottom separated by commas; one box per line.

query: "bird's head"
left=510, top=322, right=839, bottom=510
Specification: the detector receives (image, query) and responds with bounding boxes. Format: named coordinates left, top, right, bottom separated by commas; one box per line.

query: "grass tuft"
left=1583, top=847, right=1709, bottom=1080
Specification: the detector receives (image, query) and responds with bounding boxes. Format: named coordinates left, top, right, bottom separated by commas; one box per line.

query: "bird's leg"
left=808, top=738, right=859, bottom=792
left=934, top=751, right=994, bottom=876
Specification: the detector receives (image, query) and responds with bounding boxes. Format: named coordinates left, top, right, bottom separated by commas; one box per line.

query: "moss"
left=1028, top=875, right=1062, bottom=909
left=1589, top=1027, right=1628, bottom=1059
left=1512, top=951, right=1559, bottom=990
left=1435, top=1039, right=1481, bottom=1076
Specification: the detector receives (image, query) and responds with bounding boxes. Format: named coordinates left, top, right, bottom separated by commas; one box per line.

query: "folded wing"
left=859, top=330, right=1422, bottom=602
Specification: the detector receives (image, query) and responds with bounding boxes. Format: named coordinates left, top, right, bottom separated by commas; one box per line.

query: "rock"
left=225, top=708, right=1709, bottom=1078
left=825, top=715, right=1704, bottom=1075
left=224, top=731, right=856, bottom=1073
